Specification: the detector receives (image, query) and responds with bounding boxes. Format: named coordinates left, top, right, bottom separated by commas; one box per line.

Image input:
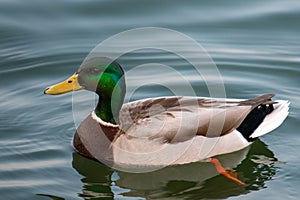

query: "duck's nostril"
left=68, top=80, right=72, bottom=83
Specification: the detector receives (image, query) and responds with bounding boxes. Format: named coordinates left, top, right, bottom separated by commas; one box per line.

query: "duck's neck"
left=95, top=85, right=125, bottom=125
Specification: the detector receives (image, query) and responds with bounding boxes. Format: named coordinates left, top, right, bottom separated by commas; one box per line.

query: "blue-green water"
left=1, top=0, right=299, bottom=199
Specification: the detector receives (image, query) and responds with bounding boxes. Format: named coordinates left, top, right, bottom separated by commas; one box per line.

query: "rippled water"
left=0, top=0, right=299, bottom=199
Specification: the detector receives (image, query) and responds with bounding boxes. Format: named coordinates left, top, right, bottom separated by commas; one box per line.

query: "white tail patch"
left=249, top=100, right=290, bottom=138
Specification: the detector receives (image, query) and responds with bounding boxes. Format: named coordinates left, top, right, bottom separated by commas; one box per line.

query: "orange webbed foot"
left=210, top=158, right=245, bottom=185
left=225, top=168, right=237, bottom=178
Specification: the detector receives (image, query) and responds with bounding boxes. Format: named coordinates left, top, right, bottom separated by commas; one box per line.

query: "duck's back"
left=118, top=95, right=277, bottom=143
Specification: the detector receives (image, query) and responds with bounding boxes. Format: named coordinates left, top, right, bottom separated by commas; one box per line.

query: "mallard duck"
left=44, top=57, right=289, bottom=183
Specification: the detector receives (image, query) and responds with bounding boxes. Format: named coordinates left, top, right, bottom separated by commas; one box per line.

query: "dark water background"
left=0, top=0, right=299, bottom=199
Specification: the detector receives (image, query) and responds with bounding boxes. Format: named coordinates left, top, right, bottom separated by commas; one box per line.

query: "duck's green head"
left=44, top=57, right=126, bottom=124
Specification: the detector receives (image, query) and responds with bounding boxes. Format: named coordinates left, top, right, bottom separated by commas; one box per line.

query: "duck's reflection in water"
left=72, top=139, right=280, bottom=199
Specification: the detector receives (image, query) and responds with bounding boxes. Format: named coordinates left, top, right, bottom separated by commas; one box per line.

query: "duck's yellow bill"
left=44, top=73, right=83, bottom=95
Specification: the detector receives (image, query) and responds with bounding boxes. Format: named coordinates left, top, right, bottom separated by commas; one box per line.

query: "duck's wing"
left=119, top=94, right=275, bottom=143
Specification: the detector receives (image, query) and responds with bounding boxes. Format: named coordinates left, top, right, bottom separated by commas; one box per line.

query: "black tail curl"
left=237, top=101, right=274, bottom=142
